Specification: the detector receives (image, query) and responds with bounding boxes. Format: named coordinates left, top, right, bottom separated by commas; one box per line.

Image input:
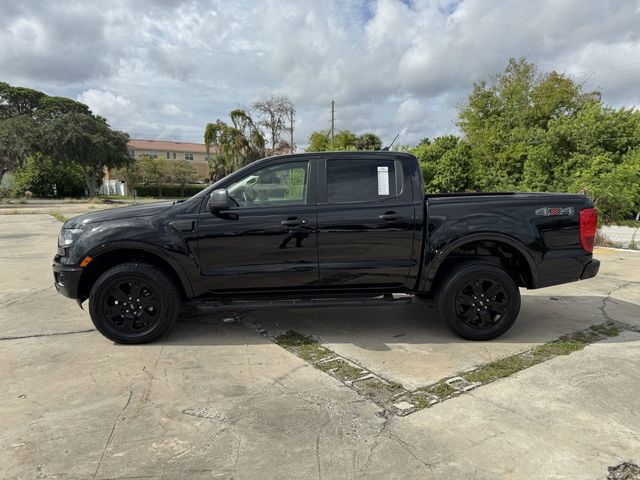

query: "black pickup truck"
left=53, top=151, right=599, bottom=344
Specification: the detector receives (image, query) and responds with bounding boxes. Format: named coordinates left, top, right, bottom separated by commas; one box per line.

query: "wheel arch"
left=77, top=243, right=194, bottom=301
left=421, top=233, right=538, bottom=293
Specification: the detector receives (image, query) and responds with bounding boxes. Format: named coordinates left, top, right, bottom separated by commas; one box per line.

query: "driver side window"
left=227, top=161, right=309, bottom=208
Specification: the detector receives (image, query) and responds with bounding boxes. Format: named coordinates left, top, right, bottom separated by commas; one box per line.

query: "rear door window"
left=327, top=159, right=398, bottom=203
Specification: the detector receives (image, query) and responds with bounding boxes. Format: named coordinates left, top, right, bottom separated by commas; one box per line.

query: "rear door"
left=316, top=155, right=417, bottom=288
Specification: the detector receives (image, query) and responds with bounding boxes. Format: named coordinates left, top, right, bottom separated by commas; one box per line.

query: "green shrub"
left=13, top=154, right=86, bottom=197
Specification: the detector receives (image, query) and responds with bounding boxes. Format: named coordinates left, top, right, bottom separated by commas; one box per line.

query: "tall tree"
left=47, top=113, right=130, bottom=196
left=204, top=109, right=266, bottom=180
left=0, top=116, right=39, bottom=181
left=252, top=96, right=295, bottom=154
left=0, top=82, right=45, bottom=118
left=458, top=57, right=591, bottom=191
left=0, top=82, right=94, bottom=183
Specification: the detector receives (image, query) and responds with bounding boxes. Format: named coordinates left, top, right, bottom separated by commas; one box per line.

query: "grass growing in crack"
left=418, top=381, right=457, bottom=398
left=274, top=330, right=331, bottom=363
left=317, top=359, right=363, bottom=381
left=411, top=395, right=432, bottom=409
left=354, top=379, right=405, bottom=405
left=589, top=322, right=620, bottom=337
left=274, top=330, right=311, bottom=347
left=49, top=212, right=68, bottom=223
left=463, top=322, right=620, bottom=385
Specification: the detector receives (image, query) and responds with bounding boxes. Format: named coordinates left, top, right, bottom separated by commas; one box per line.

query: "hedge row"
left=134, top=184, right=208, bottom=197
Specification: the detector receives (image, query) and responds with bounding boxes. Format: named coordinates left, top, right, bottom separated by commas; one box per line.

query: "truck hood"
left=64, top=201, right=174, bottom=227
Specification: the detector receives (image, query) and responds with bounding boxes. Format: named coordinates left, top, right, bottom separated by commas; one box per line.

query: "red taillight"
left=579, top=208, right=597, bottom=253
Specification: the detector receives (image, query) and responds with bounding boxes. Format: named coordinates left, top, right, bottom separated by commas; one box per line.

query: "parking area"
left=1, top=213, right=640, bottom=479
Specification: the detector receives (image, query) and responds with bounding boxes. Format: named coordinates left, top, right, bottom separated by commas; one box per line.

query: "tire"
left=89, top=263, right=180, bottom=344
left=435, top=263, right=520, bottom=341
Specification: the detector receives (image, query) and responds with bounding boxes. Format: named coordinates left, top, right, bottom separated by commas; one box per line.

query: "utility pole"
left=330, top=100, right=335, bottom=149
left=289, top=106, right=295, bottom=154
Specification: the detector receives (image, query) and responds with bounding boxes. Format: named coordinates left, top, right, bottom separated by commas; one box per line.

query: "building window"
left=149, top=152, right=158, bottom=159
left=128, top=149, right=135, bottom=158
left=166, top=152, right=176, bottom=160
left=185, top=152, right=194, bottom=161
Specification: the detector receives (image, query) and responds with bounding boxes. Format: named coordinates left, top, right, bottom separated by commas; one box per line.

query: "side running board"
left=194, top=293, right=413, bottom=312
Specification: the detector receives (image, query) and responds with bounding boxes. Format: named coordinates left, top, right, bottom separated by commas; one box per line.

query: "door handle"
left=379, top=212, right=403, bottom=221
left=281, top=218, right=307, bottom=227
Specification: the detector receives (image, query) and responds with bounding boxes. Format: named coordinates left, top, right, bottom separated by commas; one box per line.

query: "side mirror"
left=208, top=188, right=231, bottom=212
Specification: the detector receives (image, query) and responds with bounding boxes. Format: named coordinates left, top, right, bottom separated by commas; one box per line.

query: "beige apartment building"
left=126, top=139, right=213, bottom=180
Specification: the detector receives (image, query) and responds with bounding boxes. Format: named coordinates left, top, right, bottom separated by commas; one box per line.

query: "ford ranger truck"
left=53, top=152, right=600, bottom=344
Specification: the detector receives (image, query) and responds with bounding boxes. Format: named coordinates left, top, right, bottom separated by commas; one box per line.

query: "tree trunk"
left=271, top=112, right=276, bottom=154
left=81, top=167, right=94, bottom=197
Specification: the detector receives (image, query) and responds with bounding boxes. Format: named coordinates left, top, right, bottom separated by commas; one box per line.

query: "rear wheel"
left=89, top=263, right=179, bottom=344
left=436, top=263, right=520, bottom=340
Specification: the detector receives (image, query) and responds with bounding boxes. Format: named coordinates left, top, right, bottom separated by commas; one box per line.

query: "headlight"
left=58, top=227, right=84, bottom=247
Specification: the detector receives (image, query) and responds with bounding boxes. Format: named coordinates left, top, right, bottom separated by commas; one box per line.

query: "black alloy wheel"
left=102, top=279, right=160, bottom=333
left=454, top=278, right=507, bottom=329
left=89, top=263, right=179, bottom=344
left=436, top=263, right=521, bottom=341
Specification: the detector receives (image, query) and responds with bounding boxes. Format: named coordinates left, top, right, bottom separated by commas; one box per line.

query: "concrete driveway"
left=1, top=213, right=639, bottom=479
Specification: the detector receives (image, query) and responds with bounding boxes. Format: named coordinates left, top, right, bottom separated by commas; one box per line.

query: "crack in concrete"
left=315, top=432, right=323, bottom=480
left=231, top=435, right=242, bottom=479
left=0, top=329, right=96, bottom=341
left=93, top=389, right=134, bottom=479
left=381, top=423, right=435, bottom=471
left=598, top=281, right=637, bottom=324
left=0, top=286, right=53, bottom=306
left=359, top=416, right=434, bottom=475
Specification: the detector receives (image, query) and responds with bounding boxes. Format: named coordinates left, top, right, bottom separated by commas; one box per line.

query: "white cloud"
left=1, top=0, right=639, bottom=147
left=77, top=89, right=132, bottom=124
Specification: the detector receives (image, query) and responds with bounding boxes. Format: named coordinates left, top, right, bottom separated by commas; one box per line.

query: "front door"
left=197, top=159, right=318, bottom=292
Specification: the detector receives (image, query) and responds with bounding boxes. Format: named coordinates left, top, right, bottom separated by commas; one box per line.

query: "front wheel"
left=436, top=263, right=521, bottom=341
left=89, top=263, right=180, bottom=344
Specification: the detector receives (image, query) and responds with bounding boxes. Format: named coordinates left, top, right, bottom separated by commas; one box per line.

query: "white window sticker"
left=377, top=166, right=390, bottom=195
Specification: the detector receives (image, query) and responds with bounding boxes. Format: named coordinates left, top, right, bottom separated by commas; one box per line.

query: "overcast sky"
left=1, top=0, right=639, bottom=148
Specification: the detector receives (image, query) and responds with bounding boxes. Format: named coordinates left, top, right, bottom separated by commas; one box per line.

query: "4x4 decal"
left=535, top=207, right=575, bottom=216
